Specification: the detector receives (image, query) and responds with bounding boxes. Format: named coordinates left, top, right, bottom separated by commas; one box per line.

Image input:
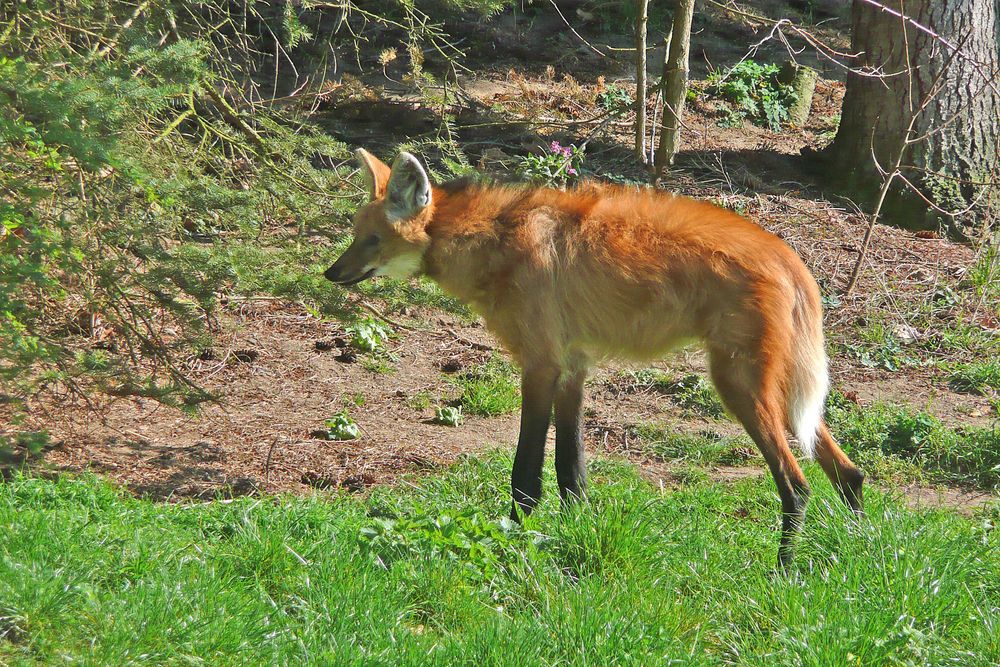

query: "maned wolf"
left=325, top=149, right=864, bottom=565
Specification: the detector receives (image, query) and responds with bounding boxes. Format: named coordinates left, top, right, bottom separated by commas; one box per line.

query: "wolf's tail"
left=785, top=289, right=829, bottom=458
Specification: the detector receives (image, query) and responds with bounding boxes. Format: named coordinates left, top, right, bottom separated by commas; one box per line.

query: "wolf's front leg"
left=510, top=366, right=559, bottom=521
left=554, top=368, right=588, bottom=503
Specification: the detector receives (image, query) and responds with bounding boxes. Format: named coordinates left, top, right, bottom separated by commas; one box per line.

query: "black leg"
left=510, top=366, right=559, bottom=521
left=777, top=482, right=811, bottom=570
left=554, top=368, right=588, bottom=503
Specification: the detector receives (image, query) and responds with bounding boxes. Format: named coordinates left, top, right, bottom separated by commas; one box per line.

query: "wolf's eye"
left=365, top=234, right=380, bottom=246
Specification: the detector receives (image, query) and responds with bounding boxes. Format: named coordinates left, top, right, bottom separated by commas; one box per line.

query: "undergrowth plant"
left=596, top=82, right=632, bottom=113
left=633, top=425, right=755, bottom=467
left=706, top=59, right=797, bottom=130
left=325, top=412, right=361, bottom=441
left=453, top=356, right=521, bottom=417
left=947, top=360, right=1000, bottom=396
left=433, top=405, right=464, bottom=427
left=826, top=392, right=1000, bottom=490
left=517, top=141, right=585, bottom=188
left=618, top=369, right=727, bottom=419
left=346, top=318, right=393, bottom=353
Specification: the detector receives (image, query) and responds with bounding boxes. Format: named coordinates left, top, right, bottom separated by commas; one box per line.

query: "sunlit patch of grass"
left=966, top=244, right=999, bottom=307
left=618, top=369, right=728, bottom=419
left=826, top=392, right=1000, bottom=491
left=946, top=360, right=1000, bottom=396
left=839, top=314, right=921, bottom=372
left=2, top=453, right=997, bottom=664
left=407, top=391, right=434, bottom=411
left=451, top=355, right=521, bottom=417
left=632, top=424, right=756, bottom=467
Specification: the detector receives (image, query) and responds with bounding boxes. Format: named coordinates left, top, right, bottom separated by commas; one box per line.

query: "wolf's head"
left=324, top=149, right=433, bottom=286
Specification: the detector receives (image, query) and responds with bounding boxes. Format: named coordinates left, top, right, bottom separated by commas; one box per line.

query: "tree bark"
left=653, top=0, right=696, bottom=178
left=778, top=62, right=817, bottom=127
left=824, top=0, right=1000, bottom=237
left=634, top=0, right=650, bottom=163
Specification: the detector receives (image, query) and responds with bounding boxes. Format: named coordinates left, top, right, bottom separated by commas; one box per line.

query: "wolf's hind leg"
left=814, top=422, right=865, bottom=512
left=709, top=347, right=811, bottom=568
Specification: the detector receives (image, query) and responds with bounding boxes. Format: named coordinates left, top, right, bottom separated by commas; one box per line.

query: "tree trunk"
left=778, top=62, right=817, bottom=127
left=634, top=0, right=649, bottom=163
left=824, top=0, right=1000, bottom=237
left=653, top=0, right=696, bottom=179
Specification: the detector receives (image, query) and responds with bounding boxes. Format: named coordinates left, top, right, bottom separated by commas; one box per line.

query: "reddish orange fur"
left=423, top=182, right=814, bottom=373
left=330, top=152, right=865, bottom=557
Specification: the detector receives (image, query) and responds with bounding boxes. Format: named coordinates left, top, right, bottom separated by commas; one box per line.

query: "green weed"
left=452, top=356, right=521, bottom=417
left=947, top=360, right=1000, bottom=396
left=966, top=245, right=999, bottom=307
left=433, top=405, right=464, bottom=427
left=324, top=412, right=361, bottom=440
left=408, top=391, right=434, bottom=411
left=346, top=317, right=392, bottom=353
left=840, top=317, right=921, bottom=372
left=633, top=424, right=755, bottom=466
left=361, top=355, right=395, bottom=375
left=595, top=83, right=632, bottom=113
left=706, top=60, right=797, bottom=131
left=622, top=369, right=727, bottom=419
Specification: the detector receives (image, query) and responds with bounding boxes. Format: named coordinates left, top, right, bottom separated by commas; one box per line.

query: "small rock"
left=336, top=350, right=357, bottom=363
left=893, top=324, right=919, bottom=344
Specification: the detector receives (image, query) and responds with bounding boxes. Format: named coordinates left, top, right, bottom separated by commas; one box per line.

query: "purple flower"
left=562, top=147, right=572, bottom=157
left=567, top=167, right=578, bottom=176
left=550, top=141, right=562, bottom=154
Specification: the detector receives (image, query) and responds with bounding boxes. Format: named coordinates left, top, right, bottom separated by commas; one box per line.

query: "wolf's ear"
left=385, top=152, right=432, bottom=220
left=355, top=148, right=391, bottom=201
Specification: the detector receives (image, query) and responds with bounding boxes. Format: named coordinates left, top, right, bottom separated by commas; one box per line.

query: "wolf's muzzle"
left=324, top=265, right=376, bottom=286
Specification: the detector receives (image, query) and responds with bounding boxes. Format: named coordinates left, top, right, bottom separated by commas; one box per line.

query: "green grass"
left=2, top=454, right=998, bottom=665
left=407, top=390, right=434, bottom=411
left=620, top=369, right=728, bottom=419
left=452, top=356, right=521, bottom=417
left=827, top=394, right=1000, bottom=491
left=614, top=390, right=998, bottom=492
left=633, top=424, right=755, bottom=467
left=947, top=360, right=1000, bottom=396
left=967, top=244, right=999, bottom=307
left=838, top=314, right=921, bottom=373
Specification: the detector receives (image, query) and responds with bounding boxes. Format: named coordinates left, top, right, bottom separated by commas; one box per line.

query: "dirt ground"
left=16, top=279, right=995, bottom=513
